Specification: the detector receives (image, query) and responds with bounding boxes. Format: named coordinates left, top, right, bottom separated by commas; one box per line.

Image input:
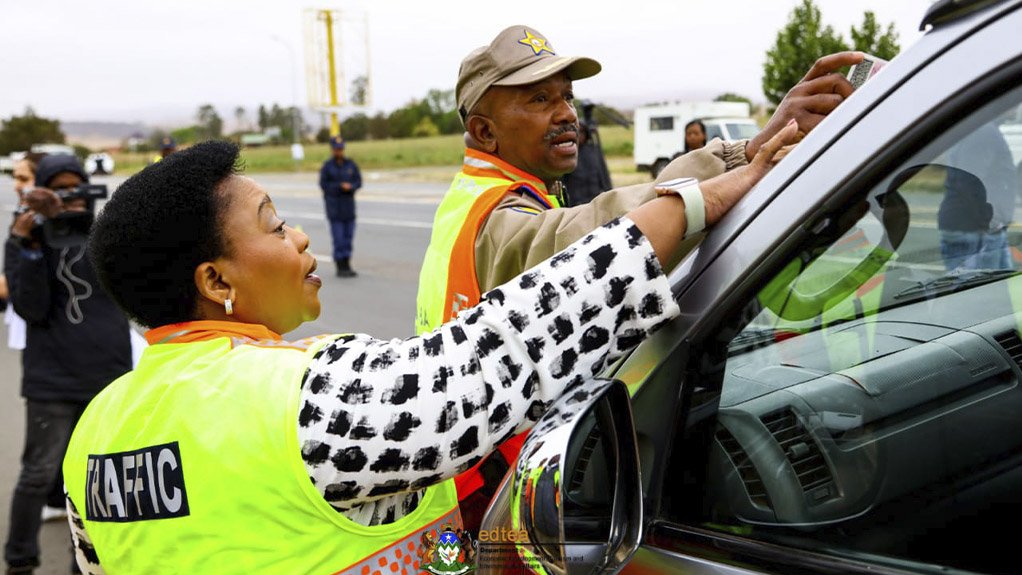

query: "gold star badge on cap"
left=518, top=30, right=555, bottom=56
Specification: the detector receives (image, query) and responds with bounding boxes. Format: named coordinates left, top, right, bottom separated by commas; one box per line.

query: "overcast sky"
left=1, top=0, right=934, bottom=128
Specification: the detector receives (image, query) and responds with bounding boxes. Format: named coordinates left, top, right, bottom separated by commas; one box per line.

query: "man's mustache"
left=543, top=124, right=579, bottom=142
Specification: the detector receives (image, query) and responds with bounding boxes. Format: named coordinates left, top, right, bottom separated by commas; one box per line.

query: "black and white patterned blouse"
left=69, top=217, right=679, bottom=573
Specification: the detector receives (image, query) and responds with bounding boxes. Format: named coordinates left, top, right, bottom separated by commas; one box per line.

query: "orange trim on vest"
left=442, top=184, right=515, bottom=323
left=446, top=181, right=533, bottom=502
left=332, top=505, right=463, bottom=575
left=145, top=321, right=330, bottom=351
left=443, top=150, right=556, bottom=506
left=462, top=149, right=546, bottom=188
left=145, top=321, right=282, bottom=345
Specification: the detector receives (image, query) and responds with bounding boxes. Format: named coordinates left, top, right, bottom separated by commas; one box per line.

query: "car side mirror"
left=495, top=378, right=642, bottom=575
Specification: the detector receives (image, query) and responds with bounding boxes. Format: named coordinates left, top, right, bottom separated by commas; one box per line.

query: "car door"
left=619, top=5, right=1022, bottom=574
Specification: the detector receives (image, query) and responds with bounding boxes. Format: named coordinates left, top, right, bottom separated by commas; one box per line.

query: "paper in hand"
left=847, top=53, right=889, bottom=90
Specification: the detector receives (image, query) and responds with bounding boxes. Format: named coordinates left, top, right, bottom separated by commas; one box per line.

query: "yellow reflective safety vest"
left=63, top=321, right=460, bottom=575
left=415, top=149, right=560, bottom=335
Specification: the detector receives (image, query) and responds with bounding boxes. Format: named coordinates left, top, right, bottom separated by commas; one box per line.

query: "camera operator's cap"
left=329, top=136, right=346, bottom=150
left=35, top=154, right=89, bottom=187
left=456, top=25, right=602, bottom=125
left=160, top=136, right=176, bottom=150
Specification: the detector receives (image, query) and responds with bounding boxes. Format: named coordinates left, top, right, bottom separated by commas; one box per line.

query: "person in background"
left=939, top=115, right=1019, bottom=270
left=684, top=119, right=708, bottom=153
left=562, top=117, right=612, bottom=206
left=3, top=154, right=38, bottom=313
left=11, top=156, right=38, bottom=205
left=4, top=155, right=133, bottom=575
left=3, top=154, right=71, bottom=526
left=318, top=136, right=362, bottom=278
left=149, top=136, right=177, bottom=164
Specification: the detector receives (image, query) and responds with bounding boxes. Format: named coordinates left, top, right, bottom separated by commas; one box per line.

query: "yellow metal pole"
left=323, top=10, right=341, bottom=137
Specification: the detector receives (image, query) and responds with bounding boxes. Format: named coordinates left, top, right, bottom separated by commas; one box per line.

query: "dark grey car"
left=480, top=1, right=1022, bottom=573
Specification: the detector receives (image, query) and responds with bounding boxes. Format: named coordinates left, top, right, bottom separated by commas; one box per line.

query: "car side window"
left=667, top=88, right=1022, bottom=574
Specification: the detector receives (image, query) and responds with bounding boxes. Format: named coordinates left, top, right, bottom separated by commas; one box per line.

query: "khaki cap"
left=456, top=25, right=601, bottom=125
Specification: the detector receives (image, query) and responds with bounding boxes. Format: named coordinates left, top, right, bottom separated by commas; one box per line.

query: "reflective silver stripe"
left=462, top=155, right=524, bottom=183
left=463, top=156, right=497, bottom=170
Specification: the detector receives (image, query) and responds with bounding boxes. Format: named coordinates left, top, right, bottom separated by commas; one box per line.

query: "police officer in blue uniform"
left=318, top=136, right=362, bottom=277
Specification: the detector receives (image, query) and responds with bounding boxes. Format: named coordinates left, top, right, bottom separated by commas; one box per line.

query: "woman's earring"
left=225, top=299, right=234, bottom=316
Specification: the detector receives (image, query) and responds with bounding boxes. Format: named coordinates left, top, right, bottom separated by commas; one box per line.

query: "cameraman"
left=3, top=155, right=132, bottom=575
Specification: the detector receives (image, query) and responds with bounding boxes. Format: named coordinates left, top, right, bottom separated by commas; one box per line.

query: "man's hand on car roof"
left=746, top=51, right=866, bottom=161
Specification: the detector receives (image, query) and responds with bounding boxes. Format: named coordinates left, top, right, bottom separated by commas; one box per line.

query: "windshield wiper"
left=893, top=268, right=1020, bottom=300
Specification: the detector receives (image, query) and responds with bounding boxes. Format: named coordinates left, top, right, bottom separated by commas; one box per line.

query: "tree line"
left=763, top=0, right=900, bottom=106
left=0, top=0, right=900, bottom=155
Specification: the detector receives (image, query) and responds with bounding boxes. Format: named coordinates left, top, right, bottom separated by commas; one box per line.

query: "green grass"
left=110, top=125, right=638, bottom=176
left=595, top=125, right=633, bottom=157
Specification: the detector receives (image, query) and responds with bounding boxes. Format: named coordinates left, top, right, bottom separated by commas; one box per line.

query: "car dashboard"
left=710, top=280, right=1022, bottom=533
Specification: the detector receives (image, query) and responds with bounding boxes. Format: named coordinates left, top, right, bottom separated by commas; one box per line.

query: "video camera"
left=16, top=183, right=108, bottom=248
left=53, top=183, right=108, bottom=205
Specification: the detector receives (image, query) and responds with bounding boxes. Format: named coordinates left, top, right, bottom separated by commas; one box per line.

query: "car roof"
left=921, top=0, right=1010, bottom=30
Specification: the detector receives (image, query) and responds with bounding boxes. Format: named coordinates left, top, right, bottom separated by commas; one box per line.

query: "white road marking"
left=280, top=211, right=433, bottom=229
left=360, top=217, right=433, bottom=229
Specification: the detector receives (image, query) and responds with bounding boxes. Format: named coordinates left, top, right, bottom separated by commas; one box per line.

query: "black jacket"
left=4, top=237, right=131, bottom=402
left=563, top=141, right=611, bottom=207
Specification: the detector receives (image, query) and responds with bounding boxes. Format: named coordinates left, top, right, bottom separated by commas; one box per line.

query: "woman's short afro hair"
left=89, top=140, right=241, bottom=329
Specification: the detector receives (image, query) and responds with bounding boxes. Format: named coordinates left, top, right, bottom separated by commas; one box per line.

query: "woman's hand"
left=703, top=118, right=801, bottom=225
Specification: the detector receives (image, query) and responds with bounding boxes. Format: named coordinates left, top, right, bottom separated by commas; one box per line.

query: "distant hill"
left=63, top=121, right=152, bottom=150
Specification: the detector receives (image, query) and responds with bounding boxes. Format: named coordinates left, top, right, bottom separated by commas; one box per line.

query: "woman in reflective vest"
left=58, top=129, right=802, bottom=573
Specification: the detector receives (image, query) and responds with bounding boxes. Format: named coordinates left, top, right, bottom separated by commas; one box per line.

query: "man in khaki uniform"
left=417, top=24, right=862, bottom=529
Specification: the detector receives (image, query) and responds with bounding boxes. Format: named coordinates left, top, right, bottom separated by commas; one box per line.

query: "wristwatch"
left=654, top=177, right=705, bottom=238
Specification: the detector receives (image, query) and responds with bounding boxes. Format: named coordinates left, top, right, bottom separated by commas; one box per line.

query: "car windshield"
left=729, top=96, right=1022, bottom=359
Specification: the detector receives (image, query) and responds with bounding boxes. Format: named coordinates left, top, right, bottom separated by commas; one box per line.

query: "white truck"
left=633, top=101, right=759, bottom=177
